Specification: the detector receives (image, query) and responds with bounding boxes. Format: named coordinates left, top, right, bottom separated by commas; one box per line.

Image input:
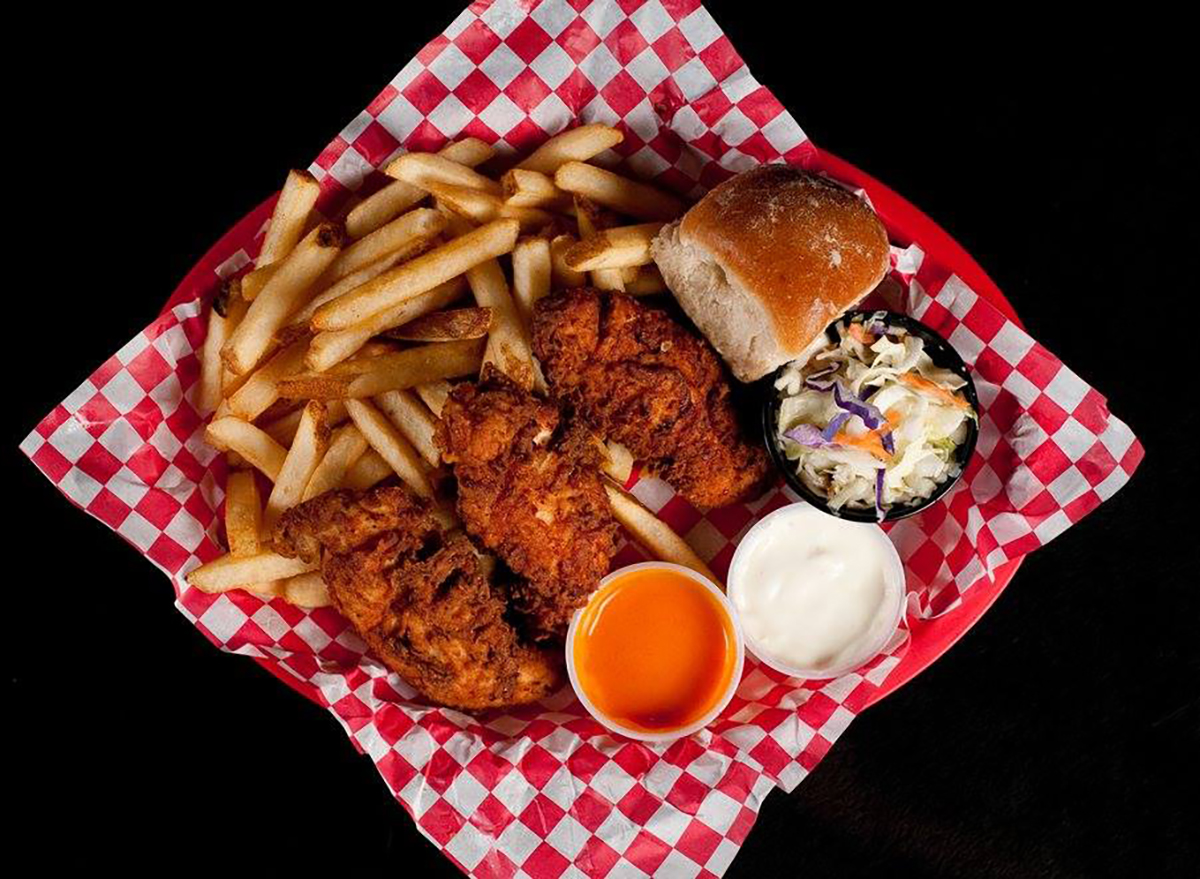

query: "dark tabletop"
left=11, top=7, right=1194, bottom=876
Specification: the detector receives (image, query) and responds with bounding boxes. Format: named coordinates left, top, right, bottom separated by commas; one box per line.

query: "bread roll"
left=651, top=165, right=889, bottom=382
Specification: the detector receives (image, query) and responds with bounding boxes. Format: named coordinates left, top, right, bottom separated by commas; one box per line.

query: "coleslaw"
left=774, top=312, right=976, bottom=519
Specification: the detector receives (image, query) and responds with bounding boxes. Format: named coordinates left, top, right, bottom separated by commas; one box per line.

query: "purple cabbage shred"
left=784, top=424, right=835, bottom=448
left=821, top=412, right=851, bottom=442
left=832, top=382, right=886, bottom=430
left=875, top=469, right=887, bottom=521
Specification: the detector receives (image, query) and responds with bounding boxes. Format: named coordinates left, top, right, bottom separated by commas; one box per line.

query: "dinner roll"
left=650, top=164, right=890, bottom=382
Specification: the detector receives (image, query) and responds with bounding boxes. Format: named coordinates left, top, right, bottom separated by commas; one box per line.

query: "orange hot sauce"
left=572, top=567, right=739, bottom=733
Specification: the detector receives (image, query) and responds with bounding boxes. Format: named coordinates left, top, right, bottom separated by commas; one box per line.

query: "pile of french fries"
left=188, top=124, right=714, bottom=607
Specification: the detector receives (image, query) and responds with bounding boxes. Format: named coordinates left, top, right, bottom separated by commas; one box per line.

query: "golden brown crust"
left=272, top=486, right=562, bottom=711
left=679, top=165, right=889, bottom=352
left=531, top=288, right=771, bottom=511
left=436, top=367, right=619, bottom=638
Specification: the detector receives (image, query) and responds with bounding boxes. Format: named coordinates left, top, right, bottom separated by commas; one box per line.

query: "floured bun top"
left=651, top=164, right=890, bottom=382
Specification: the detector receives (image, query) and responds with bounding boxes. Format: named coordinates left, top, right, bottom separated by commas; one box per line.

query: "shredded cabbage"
left=774, top=315, right=976, bottom=516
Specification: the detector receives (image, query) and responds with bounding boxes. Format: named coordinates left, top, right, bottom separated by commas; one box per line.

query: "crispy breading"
left=531, top=288, right=771, bottom=511
left=436, top=367, right=619, bottom=638
left=273, top=486, right=560, bottom=711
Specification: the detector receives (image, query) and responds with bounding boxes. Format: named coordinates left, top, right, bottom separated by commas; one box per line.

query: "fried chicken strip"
left=436, top=367, right=619, bottom=638
left=272, top=486, right=560, bottom=711
left=531, top=288, right=771, bottom=510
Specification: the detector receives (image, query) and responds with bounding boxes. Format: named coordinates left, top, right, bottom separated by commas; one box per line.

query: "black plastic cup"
left=762, top=310, right=980, bottom=523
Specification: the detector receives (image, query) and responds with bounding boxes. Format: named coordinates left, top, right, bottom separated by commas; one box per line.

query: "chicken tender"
left=436, top=367, right=619, bottom=638
left=272, top=486, right=561, bottom=711
left=532, top=288, right=771, bottom=510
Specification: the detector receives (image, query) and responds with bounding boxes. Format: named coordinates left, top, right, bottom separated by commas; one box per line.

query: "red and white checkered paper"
left=22, top=2, right=1143, bottom=877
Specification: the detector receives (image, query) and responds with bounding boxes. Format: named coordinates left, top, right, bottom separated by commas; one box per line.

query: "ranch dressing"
left=728, top=503, right=904, bottom=676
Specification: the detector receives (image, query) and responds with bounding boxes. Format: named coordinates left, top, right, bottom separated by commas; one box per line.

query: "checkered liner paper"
left=22, top=2, right=1143, bottom=877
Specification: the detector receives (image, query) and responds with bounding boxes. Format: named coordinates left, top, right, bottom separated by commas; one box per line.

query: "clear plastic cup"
left=566, top=562, right=745, bottom=743
left=726, top=502, right=906, bottom=680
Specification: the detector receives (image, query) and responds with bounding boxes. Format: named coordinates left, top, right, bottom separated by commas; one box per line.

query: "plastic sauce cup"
left=727, top=502, right=906, bottom=680
left=566, top=562, right=745, bottom=742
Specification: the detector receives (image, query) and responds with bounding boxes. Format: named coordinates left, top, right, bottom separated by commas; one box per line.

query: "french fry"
left=603, top=483, right=717, bottom=583
left=511, top=236, right=552, bottom=334
left=257, top=170, right=322, bottom=268
left=263, top=402, right=330, bottom=533
left=375, top=389, right=441, bottom=467
left=205, top=418, right=288, bottom=481
left=276, top=373, right=353, bottom=401
left=220, top=287, right=252, bottom=393
left=516, top=123, right=624, bottom=175
left=501, top=168, right=570, bottom=210
left=198, top=303, right=231, bottom=415
left=286, top=246, right=420, bottom=332
left=302, top=424, right=369, bottom=501
left=224, top=470, right=263, bottom=557
left=600, top=441, right=635, bottom=486
left=223, top=223, right=344, bottom=374
left=323, top=208, right=447, bottom=283
left=226, top=340, right=308, bottom=421
left=345, top=138, right=496, bottom=239
left=437, top=136, right=499, bottom=171
left=345, top=184, right=423, bottom=243
left=573, top=194, right=619, bottom=237
left=386, top=152, right=503, bottom=197
left=591, top=269, right=627, bottom=291
left=423, top=182, right=555, bottom=233
left=313, top=219, right=518, bottom=331
left=240, top=262, right=280, bottom=302
left=262, top=399, right=347, bottom=446
left=555, top=161, right=686, bottom=222
left=346, top=399, right=433, bottom=497
left=441, top=211, right=477, bottom=238
left=415, top=380, right=452, bottom=418
left=626, top=264, right=667, bottom=296
left=467, top=259, right=535, bottom=390
left=345, top=339, right=485, bottom=398
left=246, top=581, right=283, bottom=600
left=384, top=307, right=491, bottom=342
left=342, top=448, right=392, bottom=491
left=500, top=204, right=556, bottom=232
left=573, top=194, right=625, bottom=290
left=186, top=551, right=316, bottom=593
left=563, top=222, right=664, bottom=271
left=281, top=572, right=331, bottom=608
left=305, top=277, right=468, bottom=373
left=276, top=365, right=371, bottom=401
left=549, top=234, right=587, bottom=289
left=424, top=181, right=501, bottom=225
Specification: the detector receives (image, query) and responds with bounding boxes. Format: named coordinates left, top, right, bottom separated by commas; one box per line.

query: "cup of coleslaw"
left=762, top=310, right=979, bottom=522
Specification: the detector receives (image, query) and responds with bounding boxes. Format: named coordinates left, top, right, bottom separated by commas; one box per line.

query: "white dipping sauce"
left=728, top=503, right=904, bottom=676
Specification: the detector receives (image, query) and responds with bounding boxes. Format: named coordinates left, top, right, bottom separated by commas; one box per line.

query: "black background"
left=10, top=6, right=1195, bottom=876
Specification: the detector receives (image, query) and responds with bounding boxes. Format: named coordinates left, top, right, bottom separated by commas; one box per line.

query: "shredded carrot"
left=898, top=373, right=971, bottom=410
left=834, top=428, right=893, bottom=462
left=847, top=323, right=875, bottom=344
